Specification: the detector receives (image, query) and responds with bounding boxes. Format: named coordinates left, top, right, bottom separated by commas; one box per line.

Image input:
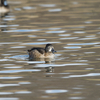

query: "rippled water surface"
left=0, top=0, right=100, bottom=100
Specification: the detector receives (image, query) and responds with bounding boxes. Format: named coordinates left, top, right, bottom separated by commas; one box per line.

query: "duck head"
left=45, top=44, right=56, bottom=54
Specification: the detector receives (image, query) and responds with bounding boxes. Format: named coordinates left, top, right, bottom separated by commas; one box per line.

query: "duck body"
left=28, top=44, right=56, bottom=59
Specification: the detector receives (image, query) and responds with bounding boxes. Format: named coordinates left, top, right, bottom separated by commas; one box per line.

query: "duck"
left=28, top=44, right=56, bottom=59
left=0, top=0, right=10, bottom=13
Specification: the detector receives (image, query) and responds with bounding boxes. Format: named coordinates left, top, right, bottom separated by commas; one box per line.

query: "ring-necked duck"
left=28, top=44, right=56, bottom=59
left=0, top=0, right=9, bottom=13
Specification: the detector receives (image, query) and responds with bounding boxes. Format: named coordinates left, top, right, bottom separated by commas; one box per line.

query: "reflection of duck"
left=0, top=0, right=9, bottom=13
left=28, top=44, right=56, bottom=59
left=45, top=67, right=54, bottom=72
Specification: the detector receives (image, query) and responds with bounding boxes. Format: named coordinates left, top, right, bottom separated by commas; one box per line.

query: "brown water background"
left=0, top=0, right=100, bottom=100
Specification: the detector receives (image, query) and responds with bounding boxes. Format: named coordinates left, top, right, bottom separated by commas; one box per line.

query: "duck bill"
left=51, top=48, right=57, bottom=54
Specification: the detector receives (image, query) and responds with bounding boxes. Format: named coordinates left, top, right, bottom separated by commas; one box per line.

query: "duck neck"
left=45, top=48, right=51, bottom=53
left=45, top=47, right=48, bottom=53
left=1, top=0, right=9, bottom=7
left=45, top=49, right=48, bottom=53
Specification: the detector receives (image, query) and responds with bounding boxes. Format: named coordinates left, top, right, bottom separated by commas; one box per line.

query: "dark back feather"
left=28, top=47, right=45, bottom=54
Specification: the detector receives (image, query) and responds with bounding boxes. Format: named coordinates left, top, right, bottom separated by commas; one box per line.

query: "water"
left=0, top=0, right=100, bottom=100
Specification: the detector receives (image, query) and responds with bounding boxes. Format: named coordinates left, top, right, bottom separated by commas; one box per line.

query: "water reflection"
left=9, top=55, right=28, bottom=60
left=69, top=97, right=85, bottom=99
left=48, top=28, right=61, bottom=30
left=0, top=24, right=19, bottom=27
left=0, top=98, right=19, bottom=100
left=0, top=59, right=13, bottom=61
left=23, top=7, right=36, bottom=10
left=14, top=8, right=21, bottom=11
left=3, top=29, right=40, bottom=32
left=21, top=42, right=60, bottom=45
left=46, top=67, right=54, bottom=72
left=59, top=34, right=71, bottom=36
left=4, top=66, right=22, bottom=68
left=35, top=63, right=88, bottom=68
left=0, top=69, right=41, bottom=73
left=28, top=57, right=55, bottom=72
left=64, top=46, right=81, bottom=49
left=0, top=42, right=21, bottom=44
left=27, top=61, right=45, bottom=64
left=60, top=37, right=78, bottom=40
left=15, top=91, right=31, bottom=94
left=0, top=92, right=13, bottom=95
left=39, top=4, right=56, bottom=7
left=3, top=18, right=15, bottom=21
left=72, top=2, right=78, bottom=5
left=45, top=89, right=68, bottom=93
left=11, top=46, right=26, bottom=48
left=19, top=82, right=31, bottom=84
left=0, top=84, right=19, bottom=87
left=37, top=39, right=46, bottom=41
left=67, top=42, right=99, bottom=45
left=28, top=35, right=36, bottom=37
left=77, top=37, right=97, bottom=40
left=0, top=77, right=22, bottom=79
left=63, top=73, right=100, bottom=78
left=48, top=9, right=62, bottom=12
left=73, top=31, right=86, bottom=34
left=84, top=21, right=92, bottom=24
left=84, top=52, right=95, bottom=54
left=46, top=30, right=66, bottom=33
